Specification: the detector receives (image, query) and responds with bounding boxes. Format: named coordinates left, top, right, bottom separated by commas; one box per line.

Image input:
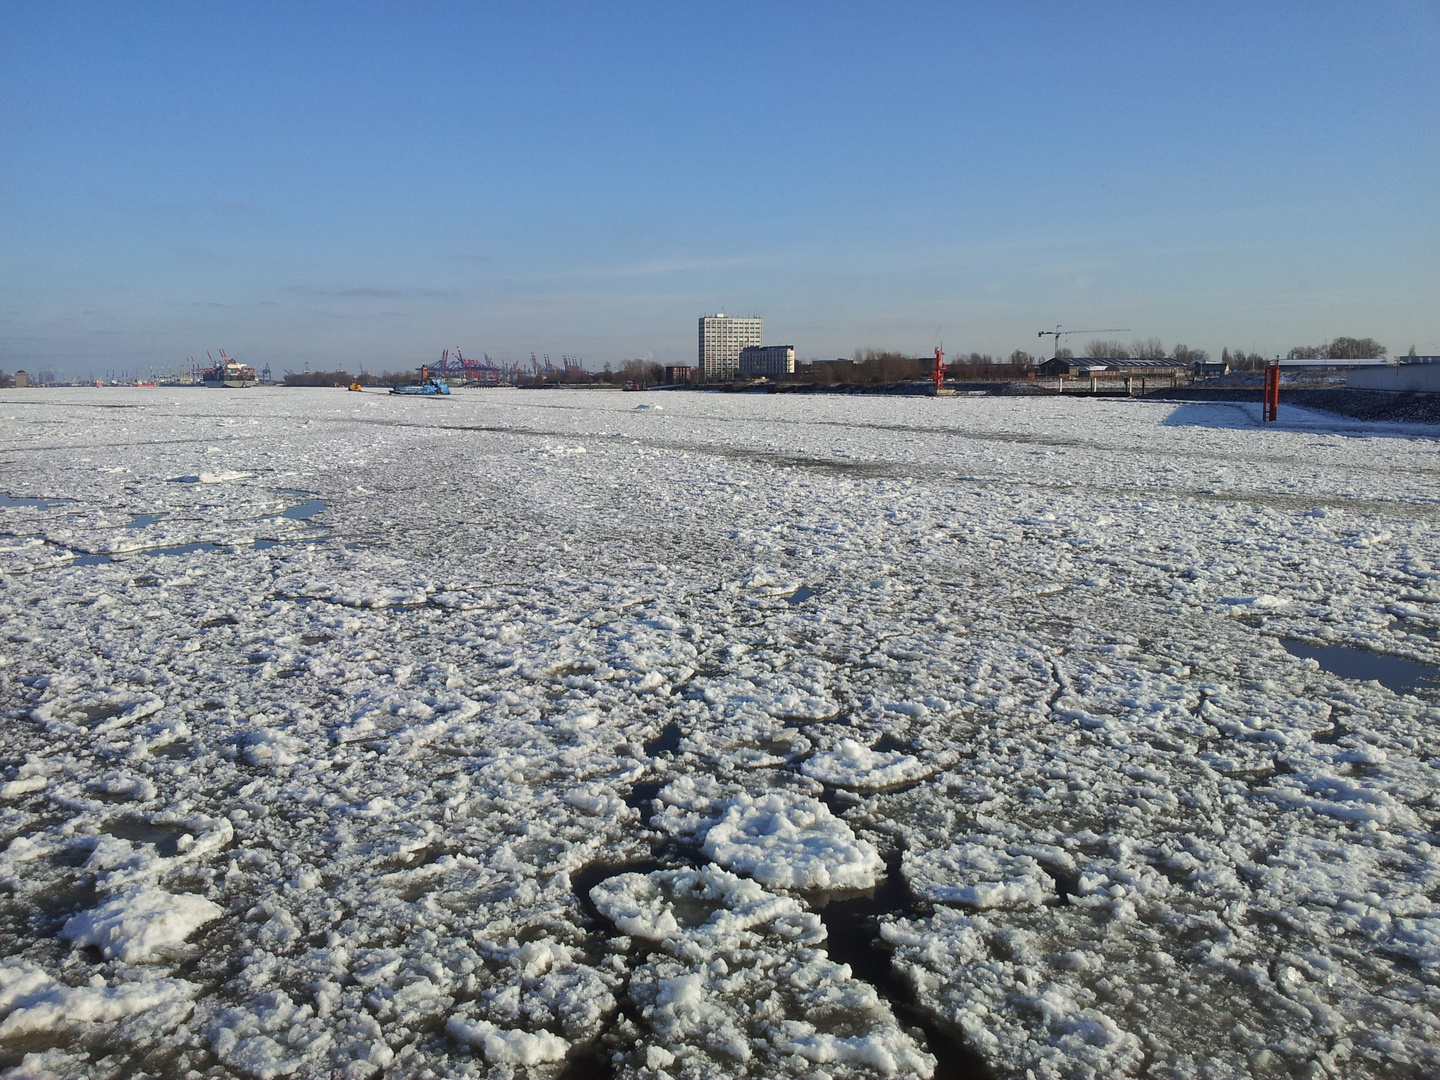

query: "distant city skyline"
left=2, top=3, right=1436, bottom=378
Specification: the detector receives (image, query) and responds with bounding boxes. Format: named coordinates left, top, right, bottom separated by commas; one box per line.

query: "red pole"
left=934, top=346, right=944, bottom=394
left=1263, top=361, right=1279, bottom=422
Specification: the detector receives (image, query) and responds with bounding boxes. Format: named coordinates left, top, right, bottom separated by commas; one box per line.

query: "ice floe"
left=61, top=885, right=223, bottom=963
left=0, top=962, right=201, bottom=1038
left=801, top=737, right=932, bottom=790
left=702, top=791, right=885, bottom=891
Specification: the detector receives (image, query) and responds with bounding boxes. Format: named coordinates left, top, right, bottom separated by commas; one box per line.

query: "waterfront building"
left=1036, top=357, right=1188, bottom=379
left=698, top=314, right=762, bottom=381
left=738, top=345, right=795, bottom=379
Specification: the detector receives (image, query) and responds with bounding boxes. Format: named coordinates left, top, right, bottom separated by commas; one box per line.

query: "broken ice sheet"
left=590, top=864, right=936, bottom=1077
left=1, top=387, right=1437, bottom=1079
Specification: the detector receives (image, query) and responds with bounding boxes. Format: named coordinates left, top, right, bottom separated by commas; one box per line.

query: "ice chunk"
left=766, top=690, right=840, bottom=720
left=0, top=775, right=46, bottom=798
left=590, top=864, right=823, bottom=946
left=1221, top=594, right=1289, bottom=610
left=781, top=1029, right=937, bottom=1075
left=445, top=1017, right=569, bottom=1064
left=244, top=727, right=303, bottom=767
left=62, top=886, right=224, bottom=963
left=701, top=791, right=883, bottom=890
left=593, top=865, right=928, bottom=1076
left=904, top=842, right=1051, bottom=909
left=801, top=738, right=930, bottom=790
left=0, top=962, right=199, bottom=1037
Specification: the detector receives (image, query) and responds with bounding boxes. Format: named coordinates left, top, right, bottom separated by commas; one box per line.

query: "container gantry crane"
left=1037, top=325, right=1131, bottom=359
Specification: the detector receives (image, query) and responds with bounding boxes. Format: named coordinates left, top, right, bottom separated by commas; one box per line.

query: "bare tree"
left=616, top=359, right=663, bottom=384
left=1130, top=337, right=1166, bottom=358
left=1287, top=337, right=1386, bottom=361
left=1008, top=350, right=1036, bottom=366
left=1326, top=337, right=1385, bottom=359
left=1086, top=339, right=1130, bottom=358
left=846, top=349, right=925, bottom=383
left=284, top=369, right=359, bottom=386
left=1173, top=344, right=1209, bottom=365
left=1224, top=348, right=1268, bottom=371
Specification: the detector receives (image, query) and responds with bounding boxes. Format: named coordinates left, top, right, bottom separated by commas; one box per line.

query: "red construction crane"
left=475, top=353, right=502, bottom=381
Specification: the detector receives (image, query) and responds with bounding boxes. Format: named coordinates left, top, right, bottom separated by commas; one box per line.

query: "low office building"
left=738, top=345, right=795, bottom=379
left=1037, top=357, right=1188, bottom=380
left=664, top=365, right=696, bottom=384
left=1279, top=357, right=1387, bottom=370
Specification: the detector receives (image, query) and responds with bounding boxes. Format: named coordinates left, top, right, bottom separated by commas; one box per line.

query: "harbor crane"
left=433, top=347, right=504, bottom=383
left=1037, top=325, right=1131, bottom=359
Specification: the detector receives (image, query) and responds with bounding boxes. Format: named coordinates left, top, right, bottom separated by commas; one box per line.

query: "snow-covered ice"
left=589, top=865, right=934, bottom=1077
left=60, top=885, right=222, bottom=964
left=801, top=737, right=933, bottom=790
left=1, top=386, right=1438, bottom=1078
left=701, top=790, right=885, bottom=891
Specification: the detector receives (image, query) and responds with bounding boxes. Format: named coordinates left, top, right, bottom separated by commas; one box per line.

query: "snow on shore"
left=0, top=387, right=1437, bottom=1078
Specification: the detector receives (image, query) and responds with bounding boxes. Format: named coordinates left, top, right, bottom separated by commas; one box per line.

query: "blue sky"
left=2, top=2, right=1436, bottom=376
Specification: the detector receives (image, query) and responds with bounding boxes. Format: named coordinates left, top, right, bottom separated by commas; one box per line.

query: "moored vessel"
left=389, top=364, right=451, bottom=396
left=198, top=350, right=259, bottom=388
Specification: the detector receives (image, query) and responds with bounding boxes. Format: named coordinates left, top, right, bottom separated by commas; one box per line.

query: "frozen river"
left=1, top=387, right=1437, bottom=1080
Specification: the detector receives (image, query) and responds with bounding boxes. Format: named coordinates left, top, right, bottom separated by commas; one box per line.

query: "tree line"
left=277, top=332, right=1399, bottom=389
left=281, top=360, right=669, bottom=388
left=1284, top=337, right=1387, bottom=361
left=282, top=370, right=416, bottom=387
left=1048, top=334, right=1391, bottom=371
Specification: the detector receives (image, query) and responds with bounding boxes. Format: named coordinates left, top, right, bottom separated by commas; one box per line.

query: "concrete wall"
left=1347, top=365, right=1440, bottom=393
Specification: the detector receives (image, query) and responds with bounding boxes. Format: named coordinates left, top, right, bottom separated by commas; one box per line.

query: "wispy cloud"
left=597, top=255, right=767, bottom=278
left=281, top=284, right=453, bottom=300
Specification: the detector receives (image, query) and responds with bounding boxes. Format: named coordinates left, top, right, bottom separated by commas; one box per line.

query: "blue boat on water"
left=389, top=365, right=451, bottom=396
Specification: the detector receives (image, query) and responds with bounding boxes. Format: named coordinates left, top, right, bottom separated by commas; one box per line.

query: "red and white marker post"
left=1262, top=361, right=1280, bottom=422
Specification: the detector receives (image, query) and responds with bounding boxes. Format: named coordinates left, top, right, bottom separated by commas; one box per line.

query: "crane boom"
left=1037, top=326, right=1131, bottom=359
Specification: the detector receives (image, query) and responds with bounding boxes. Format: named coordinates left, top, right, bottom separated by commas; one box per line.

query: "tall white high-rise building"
left=698, top=313, right=762, bottom=381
